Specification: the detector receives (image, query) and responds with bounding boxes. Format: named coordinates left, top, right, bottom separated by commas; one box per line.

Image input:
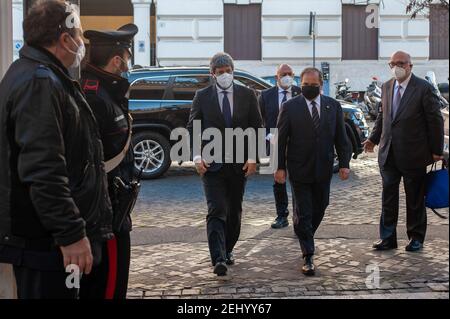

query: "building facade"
left=10, top=0, right=450, bottom=92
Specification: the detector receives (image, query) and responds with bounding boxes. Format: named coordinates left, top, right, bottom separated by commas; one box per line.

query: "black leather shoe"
left=373, top=239, right=398, bottom=251
left=405, top=239, right=423, bottom=252
left=226, top=252, right=235, bottom=266
left=302, top=256, right=316, bottom=276
left=271, top=216, right=289, bottom=229
left=213, top=262, right=228, bottom=276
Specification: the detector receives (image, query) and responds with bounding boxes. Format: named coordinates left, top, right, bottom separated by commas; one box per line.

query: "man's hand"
left=195, top=159, right=210, bottom=177
left=243, top=161, right=257, bottom=178
left=60, top=237, right=93, bottom=275
left=266, top=133, right=277, bottom=146
left=432, top=154, right=444, bottom=162
left=274, top=169, right=286, bottom=184
left=339, top=168, right=351, bottom=181
left=363, top=139, right=376, bottom=153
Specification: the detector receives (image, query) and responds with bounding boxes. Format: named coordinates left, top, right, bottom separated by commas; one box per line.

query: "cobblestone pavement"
left=128, top=153, right=449, bottom=299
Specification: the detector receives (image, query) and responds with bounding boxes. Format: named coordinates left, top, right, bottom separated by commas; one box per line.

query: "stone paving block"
left=128, top=156, right=449, bottom=299
left=182, top=289, right=201, bottom=295
left=218, top=287, right=237, bottom=294
left=271, top=286, right=289, bottom=293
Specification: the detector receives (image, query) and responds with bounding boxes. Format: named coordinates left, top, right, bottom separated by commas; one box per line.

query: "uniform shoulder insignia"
left=34, top=64, right=51, bottom=79
left=83, top=79, right=100, bottom=94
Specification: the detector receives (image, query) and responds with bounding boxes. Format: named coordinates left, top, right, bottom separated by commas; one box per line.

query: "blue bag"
left=425, top=162, right=449, bottom=219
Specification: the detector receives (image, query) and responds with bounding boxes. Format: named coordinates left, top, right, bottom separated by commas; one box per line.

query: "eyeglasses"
left=388, top=61, right=411, bottom=68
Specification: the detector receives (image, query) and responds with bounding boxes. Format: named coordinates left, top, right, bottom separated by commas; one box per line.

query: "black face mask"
left=302, top=85, right=321, bottom=100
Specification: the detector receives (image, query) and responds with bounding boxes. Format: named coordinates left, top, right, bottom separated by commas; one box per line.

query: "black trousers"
left=202, top=164, right=247, bottom=265
left=79, top=231, right=131, bottom=299
left=273, top=182, right=290, bottom=217
left=379, top=147, right=427, bottom=243
left=7, top=240, right=105, bottom=299
left=291, top=180, right=331, bottom=257
left=13, top=265, right=78, bottom=299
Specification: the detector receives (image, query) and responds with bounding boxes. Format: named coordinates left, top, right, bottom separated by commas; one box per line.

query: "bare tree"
left=406, top=0, right=449, bottom=18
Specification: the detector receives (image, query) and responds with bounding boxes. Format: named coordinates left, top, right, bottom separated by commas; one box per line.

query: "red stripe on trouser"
left=105, top=237, right=118, bottom=299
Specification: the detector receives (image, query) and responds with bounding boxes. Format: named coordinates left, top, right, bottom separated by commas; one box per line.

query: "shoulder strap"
left=431, top=208, right=448, bottom=219
left=105, top=114, right=133, bottom=173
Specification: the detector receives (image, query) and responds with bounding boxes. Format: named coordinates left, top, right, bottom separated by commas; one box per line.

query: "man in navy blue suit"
left=259, top=64, right=302, bottom=229
left=187, top=53, right=263, bottom=277
left=275, top=67, right=352, bottom=276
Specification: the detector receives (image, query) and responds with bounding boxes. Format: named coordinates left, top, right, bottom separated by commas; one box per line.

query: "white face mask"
left=280, top=75, right=294, bottom=89
left=392, top=66, right=407, bottom=80
left=216, top=72, right=234, bottom=89
left=67, top=36, right=86, bottom=69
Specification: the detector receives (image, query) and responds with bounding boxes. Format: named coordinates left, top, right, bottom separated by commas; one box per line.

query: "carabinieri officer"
left=79, top=24, right=139, bottom=299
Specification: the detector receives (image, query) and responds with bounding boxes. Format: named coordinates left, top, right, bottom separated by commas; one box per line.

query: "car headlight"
left=353, top=111, right=364, bottom=121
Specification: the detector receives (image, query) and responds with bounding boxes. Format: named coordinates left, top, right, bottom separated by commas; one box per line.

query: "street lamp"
left=309, top=11, right=316, bottom=68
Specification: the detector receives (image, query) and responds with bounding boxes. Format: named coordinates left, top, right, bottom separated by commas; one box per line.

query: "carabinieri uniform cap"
left=84, top=23, right=139, bottom=55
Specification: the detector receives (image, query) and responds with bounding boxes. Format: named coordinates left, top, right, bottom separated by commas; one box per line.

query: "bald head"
left=276, top=64, right=295, bottom=89
left=389, top=50, right=413, bottom=82
left=277, top=64, right=293, bottom=74
left=391, top=51, right=412, bottom=64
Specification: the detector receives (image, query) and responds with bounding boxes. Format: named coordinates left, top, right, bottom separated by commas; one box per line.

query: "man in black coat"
left=259, top=64, right=302, bottom=229
left=187, top=52, right=263, bottom=277
left=275, top=67, right=352, bottom=276
left=0, top=0, right=112, bottom=299
left=364, top=51, right=444, bottom=252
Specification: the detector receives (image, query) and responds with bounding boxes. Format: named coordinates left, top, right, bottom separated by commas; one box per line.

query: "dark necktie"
left=392, top=85, right=402, bottom=120
left=311, top=100, right=320, bottom=131
left=281, top=91, right=288, bottom=107
left=222, top=91, right=232, bottom=128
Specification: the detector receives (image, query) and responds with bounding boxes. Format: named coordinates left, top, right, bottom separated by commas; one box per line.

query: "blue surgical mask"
left=118, top=56, right=132, bottom=78
left=121, top=71, right=131, bottom=79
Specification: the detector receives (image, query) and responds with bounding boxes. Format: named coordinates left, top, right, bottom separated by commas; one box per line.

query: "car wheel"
left=132, top=132, right=171, bottom=180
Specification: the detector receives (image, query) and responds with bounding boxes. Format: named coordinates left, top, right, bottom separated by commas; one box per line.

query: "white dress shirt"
left=305, top=95, right=321, bottom=118
left=217, top=85, right=234, bottom=116
left=278, top=87, right=293, bottom=109
left=394, top=73, right=412, bottom=98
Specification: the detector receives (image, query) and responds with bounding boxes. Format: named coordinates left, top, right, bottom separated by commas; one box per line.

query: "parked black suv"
left=128, top=67, right=370, bottom=179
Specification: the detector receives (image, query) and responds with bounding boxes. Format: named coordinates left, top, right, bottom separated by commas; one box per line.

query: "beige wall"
left=81, top=16, right=134, bottom=41
left=0, top=0, right=13, bottom=79
left=0, top=264, right=17, bottom=299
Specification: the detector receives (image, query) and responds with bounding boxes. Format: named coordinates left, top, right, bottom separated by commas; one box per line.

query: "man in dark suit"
left=187, top=52, right=263, bottom=277
left=364, top=51, right=444, bottom=252
left=259, top=64, right=302, bottom=229
left=275, top=67, right=352, bottom=276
